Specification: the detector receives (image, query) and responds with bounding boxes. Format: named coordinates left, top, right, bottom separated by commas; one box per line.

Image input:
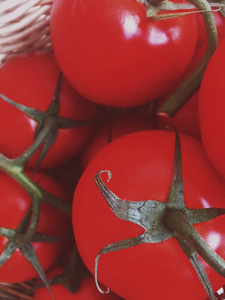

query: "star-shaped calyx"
left=0, top=72, right=97, bottom=171
left=0, top=205, right=68, bottom=300
left=94, top=129, right=225, bottom=300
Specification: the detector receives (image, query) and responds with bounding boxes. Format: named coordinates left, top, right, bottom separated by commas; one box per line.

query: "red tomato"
left=73, top=130, right=225, bottom=299
left=34, top=265, right=122, bottom=300
left=199, top=38, right=225, bottom=179
left=0, top=52, right=100, bottom=169
left=81, top=112, right=156, bottom=171
left=197, top=11, right=225, bottom=46
left=0, top=170, right=72, bottom=283
left=50, top=0, right=197, bottom=107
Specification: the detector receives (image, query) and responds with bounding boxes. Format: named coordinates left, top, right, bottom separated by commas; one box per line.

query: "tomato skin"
left=0, top=52, right=100, bottom=169
left=50, top=0, right=197, bottom=107
left=73, top=130, right=225, bottom=299
left=199, top=38, right=225, bottom=179
left=81, top=112, right=156, bottom=171
left=197, top=11, right=225, bottom=46
left=0, top=170, right=72, bottom=283
left=34, top=265, right=122, bottom=300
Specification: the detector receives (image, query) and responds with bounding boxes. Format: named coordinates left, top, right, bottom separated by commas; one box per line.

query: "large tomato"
left=0, top=52, right=100, bottom=169
left=73, top=130, right=225, bottom=299
left=199, top=38, right=225, bottom=179
left=0, top=170, right=72, bottom=283
left=50, top=0, right=197, bottom=107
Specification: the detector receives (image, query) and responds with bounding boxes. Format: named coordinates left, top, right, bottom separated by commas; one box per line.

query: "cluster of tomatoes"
left=1, top=0, right=225, bottom=299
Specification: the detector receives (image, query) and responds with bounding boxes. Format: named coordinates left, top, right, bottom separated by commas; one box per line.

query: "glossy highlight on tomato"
left=50, top=0, right=198, bottom=107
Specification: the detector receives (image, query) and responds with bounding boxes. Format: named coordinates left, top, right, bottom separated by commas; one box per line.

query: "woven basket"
left=0, top=0, right=53, bottom=65
left=0, top=281, right=36, bottom=300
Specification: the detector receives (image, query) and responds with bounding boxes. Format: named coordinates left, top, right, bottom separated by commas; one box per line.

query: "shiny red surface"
left=51, top=0, right=197, bottom=107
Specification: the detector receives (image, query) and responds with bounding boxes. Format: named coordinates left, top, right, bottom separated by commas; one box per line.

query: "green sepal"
left=33, top=246, right=82, bottom=294
left=0, top=241, right=17, bottom=267
left=187, top=208, right=225, bottom=225
left=166, top=128, right=185, bottom=209
left=176, top=235, right=216, bottom=300
left=20, top=243, right=55, bottom=300
left=0, top=227, right=16, bottom=239
left=0, top=93, right=44, bottom=123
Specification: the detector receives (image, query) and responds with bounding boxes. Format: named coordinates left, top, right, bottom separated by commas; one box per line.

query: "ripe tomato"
left=199, top=38, right=225, bottom=179
left=50, top=0, right=197, bottom=107
left=196, top=11, right=225, bottom=46
left=0, top=170, right=72, bottom=283
left=73, top=130, right=225, bottom=299
left=0, top=52, right=100, bottom=169
left=34, top=265, right=122, bottom=300
left=81, top=112, right=156, bottom=171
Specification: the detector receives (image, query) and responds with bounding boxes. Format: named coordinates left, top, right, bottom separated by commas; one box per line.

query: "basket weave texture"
left=0, top=0, right=53, bottom=65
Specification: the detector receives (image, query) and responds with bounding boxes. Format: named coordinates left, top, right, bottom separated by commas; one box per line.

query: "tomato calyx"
left=0, top=206, right=57, bottom=299
left=0, top=72, right=98, bottom=171
left=0, top=174, right=71, bottom=299
left=94, top=130, right=225, bottom=300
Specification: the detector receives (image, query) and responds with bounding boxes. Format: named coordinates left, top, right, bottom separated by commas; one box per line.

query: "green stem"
left=20, top=199, right=41, bottom=244
left=40, top=188, right=72, bottom=216
left=149, top=1, right=224, bottom=17
left=157, top=0, right=218, bottom=117
left=0, top=154, right=71, bottom=216
left=31, top=233, right=70, bottom=243
left=13, top=117, right=55, bottom=167
left=166, top=209, right=225, bottom=278
left=0, top=155, right=42, bottom=198
left=0, top=159, right=42, bottom=242
left=176, top=235, right=216, bottom=300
